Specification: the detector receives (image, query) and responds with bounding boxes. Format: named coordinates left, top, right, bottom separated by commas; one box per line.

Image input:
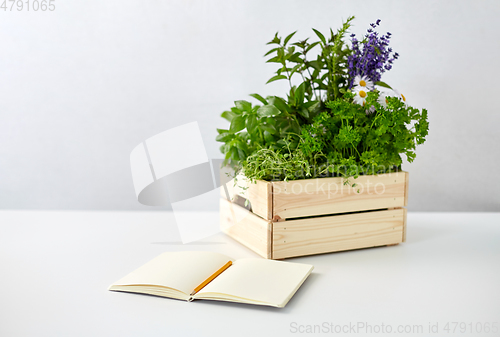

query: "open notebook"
left=109, top=251, right=313, bottom=308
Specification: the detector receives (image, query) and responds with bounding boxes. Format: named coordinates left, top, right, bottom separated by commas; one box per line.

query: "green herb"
left=216, top=18, right=429, bottom=182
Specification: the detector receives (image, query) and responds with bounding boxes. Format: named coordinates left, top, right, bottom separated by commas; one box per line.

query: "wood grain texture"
left=272, top=171, right=408, bottom=220
left=404, top=171, right=410, bottom=206
left=220, top=174, right=273, bottom=220
left=272, top=208, right=405, bottom=259
left=220, top=198, right=272, bottom=258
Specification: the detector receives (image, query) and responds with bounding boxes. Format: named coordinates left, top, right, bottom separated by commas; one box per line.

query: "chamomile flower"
left=375, top=87, right=407, bottom=107
left=377, top=91, right=389, bottom=107
left=353, top=75, right=374, bottom=90
left=352, top=86, right=369, bottom=106
left=391, top=88, right=407, bottom=104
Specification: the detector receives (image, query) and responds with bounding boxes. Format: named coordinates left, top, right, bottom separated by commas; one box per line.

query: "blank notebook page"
left=198, top=258, right=313, bottom=306
left=112, top=251, right=232, bottom=294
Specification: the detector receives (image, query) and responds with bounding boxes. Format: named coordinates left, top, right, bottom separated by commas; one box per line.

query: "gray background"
left=1, top=0, right=499, bottom=212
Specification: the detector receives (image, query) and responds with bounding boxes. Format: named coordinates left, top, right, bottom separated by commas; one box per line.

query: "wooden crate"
left=220, top=171, right=408, bottom=259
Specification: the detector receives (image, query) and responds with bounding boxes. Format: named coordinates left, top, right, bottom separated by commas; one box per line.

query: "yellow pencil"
left=190, top=261, right=233, bottom=296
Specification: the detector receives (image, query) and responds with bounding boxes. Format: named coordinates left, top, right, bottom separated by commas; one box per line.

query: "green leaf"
left=265, top=116, right=276, bottom=125
left=249, top=93, right=268, bottom=105
left=305, top=41, right=321, bottom=53
left=288, top=52, right=302, bottom=63
left=237, top=148, right=246, bottom=161
left=295, top=82, right=306, bottom=105
left=280, top=124, right=291, bottom=135
left=215, top=132, right=233, bottom=142
left=380, top=133, right=392, bottom=142
left=375, top=81, right=393, bottom=90
left=260, top=124, right=276, bottom=134
left=229, top=147, right=239, bottom=161
left=298, top=108, right=309, bottom=118
left=230, top=115, right=246, bottom=133
left=216, top=128, right=229, bottom=134
left=308, top=60, right=322, bottom=71
left=283, top=31, right=297, bottom=46
left=264, top=47, right=279, bottom=57
left=224, top=149, right=232, bottom=162
left=312, top=28, right=326, bottom=45
left=234, top=139, right=248, bottom=151
left=246, top=114, right=257, bottom=133
left=219, top=144, right=228, bottom=153
left=266, top=74, right=287, bottom=84
left=266, top=33, right=281, bottom=45
left=290, top=64, right=301, bottom=76
left=257, top=104, right=280, bottom=117
left=235, top=100, right=252, bottom=112
left=306, top=101, right=321, bottom=113
left=266, top=56, right=281, bottom=63
left=277, top=47, right=284, bottom=60
left=267, top=96, right=291, bottom=113
left=221, top=110, right=237, bottom=122
left=263, top=131, right=275, bottom=143
left=230, top=107, right=242, bottom=114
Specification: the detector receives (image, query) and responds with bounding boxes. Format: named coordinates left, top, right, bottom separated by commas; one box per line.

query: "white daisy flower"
left=391, top=88, right=407, bottom=104
left=353, top=75, right=374, bottom=90
left=376, top=87, right=407, bottom=107
left=352, top=86, right=369, bottom=106
left=377, top=91, right=389, bottom=107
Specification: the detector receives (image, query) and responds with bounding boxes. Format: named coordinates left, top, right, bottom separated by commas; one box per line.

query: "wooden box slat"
left=272, top=208, right=406, bottom=259
left=404, top=171, right=410, bottom=206
left=272, top=172, right=408, bottom=220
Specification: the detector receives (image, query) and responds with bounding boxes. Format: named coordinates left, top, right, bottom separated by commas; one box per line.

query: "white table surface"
left=1, top=211, right=499, bottom=337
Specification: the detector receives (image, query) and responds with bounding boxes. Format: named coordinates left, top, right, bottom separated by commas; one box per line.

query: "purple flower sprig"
left=347, top=20, right=399, bottom=88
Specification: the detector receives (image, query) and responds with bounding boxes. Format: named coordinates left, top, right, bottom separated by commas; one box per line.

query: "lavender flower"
left=347, top=20, right=399, bottom=88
